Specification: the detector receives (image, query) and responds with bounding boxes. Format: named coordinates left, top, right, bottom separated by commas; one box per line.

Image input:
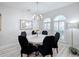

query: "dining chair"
left=18, top=32, right=37, bottom=57
left=32, top=30, right=37, bottom=35
left=52, top=32, right=60, bottom=53
left=42, top=30, right=48, bottom=35
left=38, top=36, right=53, bottom=57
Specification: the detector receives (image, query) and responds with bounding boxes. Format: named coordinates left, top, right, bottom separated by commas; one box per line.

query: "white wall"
left=0, top=6, right=34, bottom=47
left=43, top=3, right=79, bottom=49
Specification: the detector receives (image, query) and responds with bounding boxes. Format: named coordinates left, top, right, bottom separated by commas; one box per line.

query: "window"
left=43, top=18, right=51, bottom=30
left=20, top=20, right=32, bottom=30
left=53, top=15, right=66, bottom=40
left=54, top=22, right=58, bottom=32
left=54, top=15, right=66, bottom=21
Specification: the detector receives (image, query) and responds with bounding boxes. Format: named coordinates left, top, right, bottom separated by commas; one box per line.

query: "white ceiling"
left=0, top=2, right=74, bottom=14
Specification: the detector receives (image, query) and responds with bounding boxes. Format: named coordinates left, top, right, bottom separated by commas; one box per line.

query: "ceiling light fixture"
left=33, top=2, right=43, bottom=20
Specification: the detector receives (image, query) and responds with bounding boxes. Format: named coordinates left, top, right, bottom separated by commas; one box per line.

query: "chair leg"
left=50, top=54, right=53, bottom=57
left=21, top=53, right=23, bottom=57
left=56, top=48, right=58, bottom=53
left=35, top=51, right=39, bottom=56
left=51, top=52, right=53, bottom=57
left=43, top=55, right=45, bottom=57
left=27, top=55, right=29, bottom=57
left=50, top=50, right=53, bottom=57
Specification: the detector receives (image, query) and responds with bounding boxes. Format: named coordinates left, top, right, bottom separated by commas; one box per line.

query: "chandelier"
left=33, top=2, right=43, bottom=20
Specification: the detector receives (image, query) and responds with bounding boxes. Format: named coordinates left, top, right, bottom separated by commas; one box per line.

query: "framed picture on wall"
left=0, top=14, right=1, bottom=31
left=20, top=19, right=33, bottom=30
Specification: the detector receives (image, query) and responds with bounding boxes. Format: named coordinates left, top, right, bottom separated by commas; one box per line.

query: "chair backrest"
left=42, top=30, right=48, bottom=35
left=18, top=36, right=28, bottom=48
left=32, top=30, right=37, bottom=34
left=54, top=32, right=60, bottom=43
left=43, top=36, right=53, bottom=48
left=21, top=31, right=27, bottom=37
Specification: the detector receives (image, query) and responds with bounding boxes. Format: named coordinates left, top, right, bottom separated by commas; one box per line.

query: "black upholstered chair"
left=38, top=36, right=53, bottom=57
left=42, top=30, right=48, bottom=35
left=32, top=30, right=37, bottom=35
left=52, top=32, right=60, bottom=53
left=18, top=32, right=37, bottom=57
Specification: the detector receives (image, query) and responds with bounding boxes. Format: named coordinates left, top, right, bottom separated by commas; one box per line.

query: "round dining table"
left=27, top=34, right=47, bottom=45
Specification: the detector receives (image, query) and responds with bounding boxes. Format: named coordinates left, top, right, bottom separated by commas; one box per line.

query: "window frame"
left=43, top=18, right=51, bottom=30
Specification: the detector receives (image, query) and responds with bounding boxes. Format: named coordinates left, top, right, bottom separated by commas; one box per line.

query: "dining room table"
left=27, top=34, right=47, bottom=45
